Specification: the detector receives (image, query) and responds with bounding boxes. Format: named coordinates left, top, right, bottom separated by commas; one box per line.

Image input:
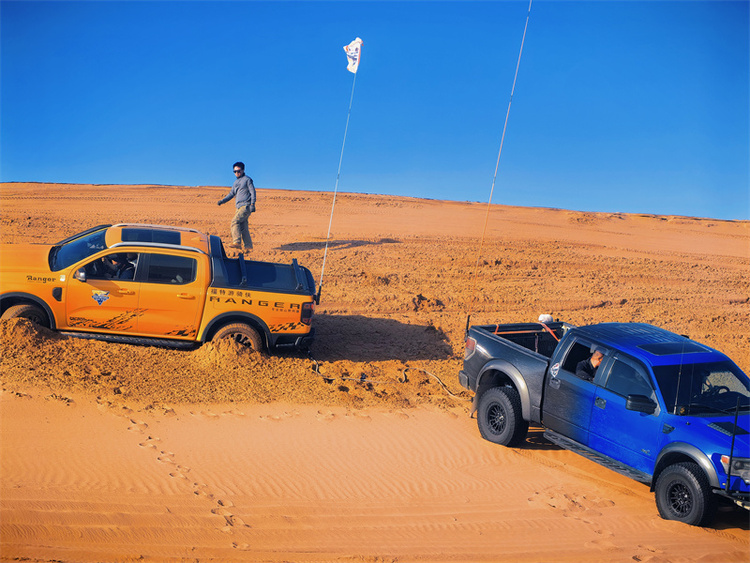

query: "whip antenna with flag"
left=317, top=37, right=363, bottom=302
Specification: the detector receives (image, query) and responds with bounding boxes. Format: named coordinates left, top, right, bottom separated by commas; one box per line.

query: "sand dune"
left=3, top=390, right=748, bottom=563
left=1, top=183, right=748, bottom=562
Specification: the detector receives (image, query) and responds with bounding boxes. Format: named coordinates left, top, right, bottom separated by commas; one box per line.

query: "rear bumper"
left=272, top=328, right=315, bottom=351
left=459, top=369, right=470, bottom=390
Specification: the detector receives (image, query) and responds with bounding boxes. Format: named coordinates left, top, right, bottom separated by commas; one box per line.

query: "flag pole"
left=318, top=38, right=362, bottom=298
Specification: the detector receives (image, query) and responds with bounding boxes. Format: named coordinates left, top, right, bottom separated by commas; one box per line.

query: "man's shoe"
left=228, top=243, right=242, bottom=249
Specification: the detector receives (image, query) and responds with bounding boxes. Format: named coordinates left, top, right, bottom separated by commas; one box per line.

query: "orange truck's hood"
left=0, top=243, right=54, bottom=273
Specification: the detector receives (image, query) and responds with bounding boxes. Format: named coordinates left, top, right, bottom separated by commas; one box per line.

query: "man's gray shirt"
left=219, top=174, right=256, bottom=208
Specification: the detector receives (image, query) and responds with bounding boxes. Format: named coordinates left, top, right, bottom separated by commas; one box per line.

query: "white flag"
left=344, top=37, right=363, bottom=73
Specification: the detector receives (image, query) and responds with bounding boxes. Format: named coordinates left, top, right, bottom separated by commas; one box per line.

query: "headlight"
left=721, top=455, right=750, bottom=484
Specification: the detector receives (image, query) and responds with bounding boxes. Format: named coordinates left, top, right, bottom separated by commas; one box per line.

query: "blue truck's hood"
left=666, top=413, right=750, bottom=457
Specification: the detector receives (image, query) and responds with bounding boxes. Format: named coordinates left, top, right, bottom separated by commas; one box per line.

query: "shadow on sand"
left=515, top=427, right=749, bottom=531
left=310, top=313, right=453, bottom=363
left=277, top=238, right=399, bottom=252
left=520, top=427, right=560, bottom=451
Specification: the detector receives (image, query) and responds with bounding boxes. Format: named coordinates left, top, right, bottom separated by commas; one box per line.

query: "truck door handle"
left=595, top=397, right=607, bottom=409
left=117, top=289, right=135, bottom=295
left=177, top=293, right=195, bottom=300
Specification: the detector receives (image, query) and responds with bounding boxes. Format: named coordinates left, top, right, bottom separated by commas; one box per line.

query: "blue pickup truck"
left=459, top=321, right=749, bottom=526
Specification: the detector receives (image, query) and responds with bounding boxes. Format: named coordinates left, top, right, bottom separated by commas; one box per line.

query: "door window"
left=603, top=359, right=654, bottom=399
left=83, top=253, right=139, bottom=281
left=562, top=341, right=594, bottom=373
left=145, top=254, right=197, bottom=285
left=562, top=340, right=608, bottom=382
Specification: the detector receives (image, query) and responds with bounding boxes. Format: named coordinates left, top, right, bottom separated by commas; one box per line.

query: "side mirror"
left=74, top=268, right=87, bottom=282
left=626, top=394, right=657, bottom=415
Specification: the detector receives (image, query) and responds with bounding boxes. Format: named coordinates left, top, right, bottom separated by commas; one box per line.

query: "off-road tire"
left=212, top=323, right=264, bottom=352
left=655, top=462, right=716, bottom=526
left=1, top=303, right=50, bottom=328
left=477, top=386, right=529, bottom=447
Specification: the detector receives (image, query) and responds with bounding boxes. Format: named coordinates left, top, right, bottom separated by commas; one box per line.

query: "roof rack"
left=109, top=241, right=207, bottom=255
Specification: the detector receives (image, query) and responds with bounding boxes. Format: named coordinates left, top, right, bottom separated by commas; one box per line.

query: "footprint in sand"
left=46, top=393, right=75, bottom=405
left=584, top=537, right=619, bottom=551
left=316, top=410, right=337, bottom=422
left=630, top=544, right=666, bottom=562
left=138, top=436, right=161, bottom=449
left=259, top=410, right=301, bottom=422
left=189, top=410, right=221, bottom=419
left=168, top=465, right=191, bottom=480
left=193, top=484, right=215, bottom=501
left=156, top=451, right=176, bottom=465
left=232, top=542, right=251, bottom=550
left=213, top=505, right=251, bottom=531
left=127, top=418, right=148, bottom=433
left=528, top=489, right=615, bottom=521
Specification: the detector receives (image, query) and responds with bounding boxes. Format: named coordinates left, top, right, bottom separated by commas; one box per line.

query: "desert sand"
left=1, top=182, right=748, bottom=562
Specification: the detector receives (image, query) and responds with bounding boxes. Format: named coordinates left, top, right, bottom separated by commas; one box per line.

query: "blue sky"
left=2, top=0, right=748, bottom=220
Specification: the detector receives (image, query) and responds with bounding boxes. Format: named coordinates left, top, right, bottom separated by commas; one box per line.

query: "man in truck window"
left=108, top=253, right=135, bottom=280
left=576, top=350, right=603, bottom=381
left=217, top=161, right=256, bottom=251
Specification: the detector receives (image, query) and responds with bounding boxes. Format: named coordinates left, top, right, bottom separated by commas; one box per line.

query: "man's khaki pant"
left=231, top=205, right=253, bottom=249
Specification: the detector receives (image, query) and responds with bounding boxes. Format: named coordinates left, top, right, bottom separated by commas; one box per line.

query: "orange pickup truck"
left=0, top=224, right=317, bottom=352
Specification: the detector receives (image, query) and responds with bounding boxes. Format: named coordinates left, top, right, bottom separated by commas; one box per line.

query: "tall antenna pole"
left=467, top=0, right=533, bottom=322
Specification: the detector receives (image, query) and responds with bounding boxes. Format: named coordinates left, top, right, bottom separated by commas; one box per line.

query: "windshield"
left=50, top=229, right=108, bottom=271
left=653, top=361, right=750, bottom=416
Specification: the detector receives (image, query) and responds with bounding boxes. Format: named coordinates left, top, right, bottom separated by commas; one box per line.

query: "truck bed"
left=474, top=322, right=566, bottom=359
left=209, top=236, right=316, bottom=295
left=461, top=322, right=570, bottom=424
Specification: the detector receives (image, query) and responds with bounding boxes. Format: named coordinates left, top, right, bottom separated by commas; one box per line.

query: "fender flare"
left=475, top=359, right=532, bottom=421
left=653, top=441, right=720, bottom=490
left=200, top=311, right=272, bottom=347
left=0, top=292, right=57, bottom=329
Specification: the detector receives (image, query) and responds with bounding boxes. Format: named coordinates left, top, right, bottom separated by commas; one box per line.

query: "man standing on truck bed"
left=218, top=161, right=256, bottom=251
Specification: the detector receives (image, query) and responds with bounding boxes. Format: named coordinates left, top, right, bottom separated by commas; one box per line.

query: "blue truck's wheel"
left=477, top=387, right=528, bottom=447
left=655, top=462, right=716, bottom=526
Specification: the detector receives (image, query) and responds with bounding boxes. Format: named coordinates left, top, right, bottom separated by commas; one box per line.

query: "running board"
left=543, top=429, right=652, bottom=486
left=60, top=331, right=196, bottom=349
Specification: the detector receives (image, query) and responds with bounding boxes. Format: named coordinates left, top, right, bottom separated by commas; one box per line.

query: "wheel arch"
left=652, top=442, right=719, bottom=492
left=0, top=293, right=57, bottom=329
left=201, top=312, right=271, bottom=349
left=473, top=360, right=531, bottom=420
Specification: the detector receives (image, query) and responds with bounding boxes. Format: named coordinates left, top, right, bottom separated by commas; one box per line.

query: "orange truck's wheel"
left=212, top=323, right=264, bottom=352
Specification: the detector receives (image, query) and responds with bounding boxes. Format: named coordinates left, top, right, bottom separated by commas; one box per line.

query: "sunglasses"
left=233, top=169, right=243, bottom=173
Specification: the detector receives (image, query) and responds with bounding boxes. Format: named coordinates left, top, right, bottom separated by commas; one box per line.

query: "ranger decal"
left=26, top=274, right=57, bottom=284
left=208, top=294, right=300, bottom=311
